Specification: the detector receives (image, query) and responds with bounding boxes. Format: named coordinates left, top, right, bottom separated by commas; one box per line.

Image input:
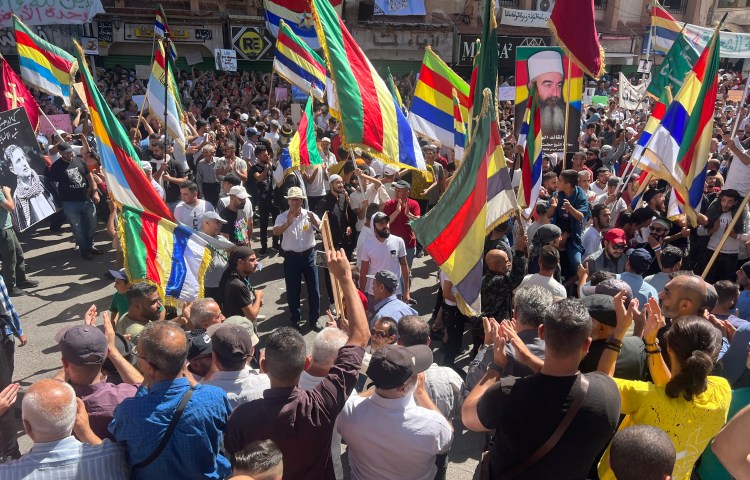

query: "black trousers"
left=441, top=303, right=468, bottom=371
left=257, top=199, right=279, bottom=249
left=202, top=182, right=221, bottom=208
left=0, top=335, right=19, bottom=463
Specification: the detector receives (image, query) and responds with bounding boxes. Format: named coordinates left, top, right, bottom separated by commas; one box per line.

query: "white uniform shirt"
left=337, top=393, right=453, bottom=480
left=274, top=208, right=320, bottom=252
left=359, top=234, right=406, bottom=294
left=174, top=200, right=214, bottom=231
left=202, top=366, right=270, bottom=409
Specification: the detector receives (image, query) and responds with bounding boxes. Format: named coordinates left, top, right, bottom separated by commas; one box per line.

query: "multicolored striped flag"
left=266, top=0, right=343, bottom=50
left=275, top=95, right=323, bottom=185
left=120, top=205, right=211, bottom=303
left=407, top=47, right=470, bottom=148
left=549, top=0, right=605, bottom=79
left=642, top=24, right=721, bottom=225
left=273, top=21, right=326, bottom=100
left=154, top=4, right=177, bottom=60
left=648, top=1, right=682, bottom=55
left=73, top=41, right=174, bottom=221
left=412, top=89, right=516, bottom=316
left=469, top=0, right=498, bottom=135
left=146, top=41, right=188, bottom=171
left=631, top=86, right=672, bottom=165
left=0, top=58, right=39, bottom=130
left=647, top=29, right=698, bottom=99
left=387, top=68, right=405, bottom=113
left=13, top=16, right=77, bottom=108
left=452, top=89, right=466, bottom=164
left=516, top=83, right=543, bottom=216
left=310, top=0, right=427, bottom=175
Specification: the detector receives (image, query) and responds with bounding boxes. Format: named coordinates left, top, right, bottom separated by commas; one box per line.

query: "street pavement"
left=8, top=220, right=482, bottom=478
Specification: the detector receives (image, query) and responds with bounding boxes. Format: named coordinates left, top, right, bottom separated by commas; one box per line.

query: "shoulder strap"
left=133, top=385, right=195, bottom=469
left=503, top=374, right=590, bottom=479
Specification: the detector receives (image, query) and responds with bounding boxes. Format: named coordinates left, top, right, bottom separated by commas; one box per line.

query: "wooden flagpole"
left=562, top=56, right=572, bottom=169
left=320, top=212, right=345, bottom=315
left=702, top=190, right=750, bottom=279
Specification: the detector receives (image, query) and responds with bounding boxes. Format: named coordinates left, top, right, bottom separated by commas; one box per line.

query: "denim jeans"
left=283, top=249, right=320, bottom=325
left=62, top=199, right=97, bottom=252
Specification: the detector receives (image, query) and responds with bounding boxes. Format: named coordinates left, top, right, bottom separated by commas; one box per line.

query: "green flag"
left=647, top=31, right=699, bottom=99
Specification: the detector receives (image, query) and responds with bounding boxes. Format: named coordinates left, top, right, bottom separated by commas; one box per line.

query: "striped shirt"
left=0, top=436, right=129, bottom=479
left=0, top=275, right=21, bottom=338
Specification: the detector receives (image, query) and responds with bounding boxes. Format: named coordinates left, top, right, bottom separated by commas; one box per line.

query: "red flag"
left=548, top=0, right=605, bottom=79
left=0, top=58, right=39, bottom=130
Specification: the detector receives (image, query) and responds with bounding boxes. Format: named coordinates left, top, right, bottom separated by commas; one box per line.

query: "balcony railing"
left=498, top=0, right=518, bottom=6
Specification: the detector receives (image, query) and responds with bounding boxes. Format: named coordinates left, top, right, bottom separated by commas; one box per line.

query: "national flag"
left=642, top=25, right=721, bottom=225
left=154, top=4, right=177, bottom=60
left=120, top=205, right=211, bottom=303
left=648, top=1, right=682, bottom=55
left=412, top=88, right=516, bottom=316
left=407, top=47, right=470, bottom=148
left=273, top=21, right=326, bottom=100
left=631, top=86, right=672, bottom=164
left=266, top=0, right=343, bottom=50
left=548, top=0, right=605, bottom=79
left=647, top=29, right=699, bottom=99
left=13, top=16, right=77, bottom=108
left=629, top=171, right=652, bottom=210
left=0, top=58, right=39, bottom=130
left=73, top=41, right=173, bottom=221
left=146, top=42, right=188, bottom=171
left=310, top=0, right=427, bottom=175
left=516, top=83, right=543, bottom=215
left=274, top=95, right=323, bottom=186
left=452, top=89, right=466, bottom=163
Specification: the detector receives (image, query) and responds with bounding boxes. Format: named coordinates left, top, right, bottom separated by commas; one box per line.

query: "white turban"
left=527, top=50, right=564, bottom=81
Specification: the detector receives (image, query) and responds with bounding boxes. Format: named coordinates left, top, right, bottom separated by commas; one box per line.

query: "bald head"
left=138, top=321, right=188, bottom=378
left=22, top=379, right=77, bottom=443
left=485, top=249, right=511, bottom=274
left=660, top=274, right=707, bottom=318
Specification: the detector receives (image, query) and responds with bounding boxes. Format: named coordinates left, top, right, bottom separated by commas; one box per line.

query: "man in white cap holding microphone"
left=273, top=186, right=323, bottom=331
left=515, top=50, right=567, bottom=141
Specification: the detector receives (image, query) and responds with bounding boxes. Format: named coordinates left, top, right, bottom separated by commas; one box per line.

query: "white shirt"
left=304, top=165, right=326, bottom=197
left=590, top=181, right=607, bottom=196
left=517, top=273, right=567, bottom=298
left=708, top=211, right=741, bottom=253
left=582, top=225, right=603, bottom=259
left=174, top=200, right=214, bottom=231
left=355, top=227, right=374, bottom=269
left=150, top=178, right=166, bottom=200
left=359, top=233, right=406, bottom=294
left=202, top=366, right=270, bottom=409
left=274, top=208, right=320, bottom=252
left=337, top=392, right=453, bottom=480
left=350, top=184, right=390, bottom=231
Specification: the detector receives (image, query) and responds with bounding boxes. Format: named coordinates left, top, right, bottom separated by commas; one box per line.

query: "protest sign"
left=40, top=114, right=73, bottom=138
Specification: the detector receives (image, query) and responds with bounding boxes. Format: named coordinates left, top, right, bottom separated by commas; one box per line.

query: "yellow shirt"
left=598, top=376, right=731, bottom=480
left=409, top=164, right=434, bottom=200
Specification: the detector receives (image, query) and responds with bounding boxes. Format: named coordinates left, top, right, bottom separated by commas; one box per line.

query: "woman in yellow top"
left=597, top=293, right=731, bottom=480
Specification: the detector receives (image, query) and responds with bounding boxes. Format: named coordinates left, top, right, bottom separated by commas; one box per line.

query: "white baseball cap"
left=228, top=186, right=250, bottom=199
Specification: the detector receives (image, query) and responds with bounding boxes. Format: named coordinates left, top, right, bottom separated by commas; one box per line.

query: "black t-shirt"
left=579, top=337, right=647, bottom=381
left=219, top=207, right=242, bottom=245
left=47, top=157, right=90, bottom=202
left=163, top=159, right=187, bottom=204
left=477, top=372, right=620, bottom=479
left=251, top=163, right=273, bottom=201
left=222, top=273, right=254, bottom=318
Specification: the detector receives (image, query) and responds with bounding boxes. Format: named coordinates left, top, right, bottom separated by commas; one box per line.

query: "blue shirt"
left=718, top=322, right=750, bottom=387
left=737, top=291, right=750, bottom=320
left=371, top=295, right=418, bottom=327
left=619, top=271, right=658, bottom=307
left=109, top=377, right=232, bottom=480
left=552, top=187, right=590, bottom=253
left=0, top=436, right=129, bottom=479
left=0, top=275, right=21, bottom=338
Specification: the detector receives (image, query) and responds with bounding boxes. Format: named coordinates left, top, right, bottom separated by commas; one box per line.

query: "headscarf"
left=531, top=224, right=562, bottom=258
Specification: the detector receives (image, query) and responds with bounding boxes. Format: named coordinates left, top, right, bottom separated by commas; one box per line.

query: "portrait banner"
left=514, top=46, right=582, bottom=153
left=0, top=108, right=59, bottom=231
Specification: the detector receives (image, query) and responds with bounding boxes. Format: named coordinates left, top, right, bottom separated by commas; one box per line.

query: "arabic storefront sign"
left=98, top=21, right=112, bottom=43
left=458, top=34, right=550, bottom=67
left=231, top=26, right=274, bottom=61
left=499, top=8, right=551, bottom=29
left=0, top=0, right=104, bottom=27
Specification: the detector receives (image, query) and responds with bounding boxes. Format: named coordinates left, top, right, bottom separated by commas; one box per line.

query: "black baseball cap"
left=210, top=324, right=253, bottom=362
left=583, top=294, right=616, bottom=328
left=367, top=344, right=432, bottom=389
left=187, top=331, right=212, bottom=360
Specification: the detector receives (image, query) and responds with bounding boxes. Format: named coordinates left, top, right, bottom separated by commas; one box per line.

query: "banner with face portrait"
left=0, top=108, right=59, bottom=231
left=514, top=47, right=583, bottom=154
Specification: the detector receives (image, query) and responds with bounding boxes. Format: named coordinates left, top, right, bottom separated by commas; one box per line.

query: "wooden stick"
left=730, top=77, right=750, bottom=139
left=320, top=212, right=345, bottom=315
left=562, top=55, right=572, bottom=169
left=701, top=190, right=750, bottom=279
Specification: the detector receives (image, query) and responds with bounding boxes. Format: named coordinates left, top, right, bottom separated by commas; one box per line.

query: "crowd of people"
left=0, top=61, right=748, bottom=480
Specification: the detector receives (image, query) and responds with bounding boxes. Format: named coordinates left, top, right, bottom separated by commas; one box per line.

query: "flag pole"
left=701, top=189, right=750, bottom=279
left=269, top=72, right=276, bottom=109
left=163, top=32, right=170, bottom=153
left=562, top=55, right=572, bottom=169
left=730, top=77, right=750, bottom=138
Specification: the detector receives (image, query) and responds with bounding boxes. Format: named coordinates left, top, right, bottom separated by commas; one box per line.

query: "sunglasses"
left=611, top=244, right=626, bottom=251
left=370, top=329, right=390, bottom=338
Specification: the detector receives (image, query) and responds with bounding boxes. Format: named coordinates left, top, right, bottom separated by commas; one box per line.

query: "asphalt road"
left=8, top=220, right=482, bottom=478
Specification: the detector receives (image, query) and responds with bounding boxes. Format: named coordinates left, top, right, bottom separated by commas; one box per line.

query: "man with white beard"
left=515, top=50, right=567, bottom=144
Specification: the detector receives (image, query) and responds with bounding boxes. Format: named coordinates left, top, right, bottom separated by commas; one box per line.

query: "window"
left=662, top=0, right=687, bottom=13
left=594, top=0, right=608, bottom=10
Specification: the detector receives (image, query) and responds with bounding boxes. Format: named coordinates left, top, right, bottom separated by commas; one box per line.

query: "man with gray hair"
left=0, top=378, right=129, bottom=478
left=187, top=297, right=225, bottom=337
left=110, top=321, right=233, bottom=479
left=465, top=285, right=551, bottom=393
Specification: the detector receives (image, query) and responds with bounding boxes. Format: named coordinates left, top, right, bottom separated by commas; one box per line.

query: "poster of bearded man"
left=514, top=47, right=583, bottom=154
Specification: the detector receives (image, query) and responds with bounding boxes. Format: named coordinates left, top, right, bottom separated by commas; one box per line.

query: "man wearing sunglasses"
left=583, top=228, right=627, bottom=276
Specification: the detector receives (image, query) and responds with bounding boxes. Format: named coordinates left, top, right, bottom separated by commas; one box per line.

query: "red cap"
left=604, top=228, right=627, bottom=245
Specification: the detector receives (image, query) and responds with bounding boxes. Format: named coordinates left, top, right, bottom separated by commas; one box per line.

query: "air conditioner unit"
left=538, top=0, right=555, bottom=12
